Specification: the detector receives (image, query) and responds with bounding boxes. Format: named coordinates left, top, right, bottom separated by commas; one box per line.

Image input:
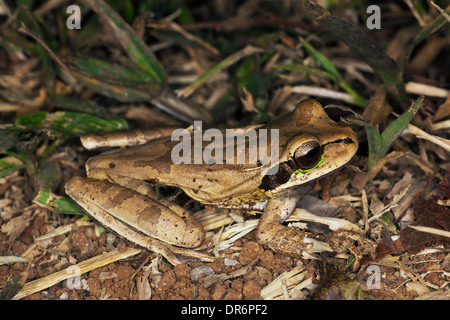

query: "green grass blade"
left=379, top=96, right=424, bottom=150
left=302, top=40, right=340, bottom=79
left=301, top=40, right=367, bottom=107
left=397, top=8, right=450, bottom=85
left=366, top=96, right=424, bottom=173
left=79, top=0, right=166, bottom=83
left=74, top=57, right=156, bottom=83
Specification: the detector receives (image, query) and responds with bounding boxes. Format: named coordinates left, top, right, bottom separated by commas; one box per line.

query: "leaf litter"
left=0, top=0, right=449, bottom=300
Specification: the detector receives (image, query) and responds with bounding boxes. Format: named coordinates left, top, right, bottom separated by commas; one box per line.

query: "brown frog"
left=66, top=99, right=374, bottom=267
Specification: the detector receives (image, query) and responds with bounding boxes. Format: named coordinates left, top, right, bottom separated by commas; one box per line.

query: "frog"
left=65, top=99, right=375, bottom=267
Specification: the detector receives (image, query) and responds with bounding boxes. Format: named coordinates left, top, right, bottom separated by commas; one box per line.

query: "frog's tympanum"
left=66, top=99, right=375, bottom=267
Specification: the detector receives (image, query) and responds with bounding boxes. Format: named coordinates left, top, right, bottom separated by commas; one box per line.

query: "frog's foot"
left=256, top=222, right=325, bottom=256
left=113, top=226, right=214, bottom=266
left=128, top=233, right=214, bottom=266
left=255, top=187, right=326, bottom=257
left=325, top=230, right=377, bottom=271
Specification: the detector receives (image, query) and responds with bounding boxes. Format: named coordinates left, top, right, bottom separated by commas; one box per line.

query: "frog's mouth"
left=258, top=137, right=356, bottom=192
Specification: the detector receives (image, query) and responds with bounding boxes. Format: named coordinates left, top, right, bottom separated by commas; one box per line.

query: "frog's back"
left=86, top=136, right=267, bottom=203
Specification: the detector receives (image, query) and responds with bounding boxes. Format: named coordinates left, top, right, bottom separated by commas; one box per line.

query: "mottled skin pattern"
left=66, top=99, right=371, bottom=266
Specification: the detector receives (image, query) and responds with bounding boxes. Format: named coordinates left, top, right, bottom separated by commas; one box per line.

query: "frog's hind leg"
left=86, top=169, right=159, bottom=199
left=65, top=176, right=213, bottom=265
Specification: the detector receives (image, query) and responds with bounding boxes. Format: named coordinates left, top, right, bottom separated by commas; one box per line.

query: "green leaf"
left=376, top=96, right=424, bottom=156
left=17, top=7, right=57, bottom=95
left=67, top=57, right=164, bottom=102
left=68, top=66, right=163, bottom=102
left=15, top=111, right=128, bottom=135
left=0, top=157, right=26, bottom=178
left=179, top=45, right=264, bottom=98
left=33, top=190, right=85, bottom=215
left=51, top=95, right=116, bottom=119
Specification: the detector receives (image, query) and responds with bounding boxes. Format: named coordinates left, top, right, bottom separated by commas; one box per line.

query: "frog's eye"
left=293, top=141, right=322, bottom=170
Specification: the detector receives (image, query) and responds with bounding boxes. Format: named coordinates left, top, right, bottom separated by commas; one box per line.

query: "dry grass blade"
left=431, top=1, right=450, bottom=23
left=177, top=45, right=264, bottom=98
left=290, top=209, right=363, bottom=234
left=367, top=185, right=410, bottom=223
left=290, top=85, right=362, bottom=105
left=409, top=226, right=450, bottom=238
left=148, top=20, right=220, bottom=56
left=407, top=123, right=450, bottom=152
left=12, top=247, right=142, bottom=300
left=261, top=261, right=312, bottom=300
left=212, top=220, right=258, bottom=252
left=34, top=220, right=95, bottom=241
left=0, top=256, right=29, bottom=264
left=405, top=81, right=449, bottom=98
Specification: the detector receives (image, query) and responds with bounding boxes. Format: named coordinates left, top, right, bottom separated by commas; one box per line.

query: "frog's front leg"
left=256, top=186, right=376, bottom=270
left=255, top=185, right=322, bottom=256
left=65, top=176, right=213, bottom=265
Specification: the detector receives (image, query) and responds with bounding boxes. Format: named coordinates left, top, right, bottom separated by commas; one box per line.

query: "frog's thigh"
left=87, top=168, right=158, bottom=199
left=256, top=191, right=310, bottom=256
left=66, top=176, right=204, bottom=248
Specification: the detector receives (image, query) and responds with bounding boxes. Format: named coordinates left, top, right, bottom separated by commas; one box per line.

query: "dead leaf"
left=400, top=197, right=450, bottom=254
left=437, top=169, right=450, bottom=198
left=362, top=86, right=392, bottom=126
left=0, top=209, right=33, bottom=242
left=433, top=95, right=450, bottom=121
left=136, top=275, right=151, bottom=300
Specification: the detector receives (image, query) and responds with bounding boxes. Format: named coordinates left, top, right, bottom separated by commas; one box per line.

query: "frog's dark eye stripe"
left=324, top=137, right=355, bottom=146
left=259, top=141, right=322, bottom=191
left=259, top=163, right=293, bottom=191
